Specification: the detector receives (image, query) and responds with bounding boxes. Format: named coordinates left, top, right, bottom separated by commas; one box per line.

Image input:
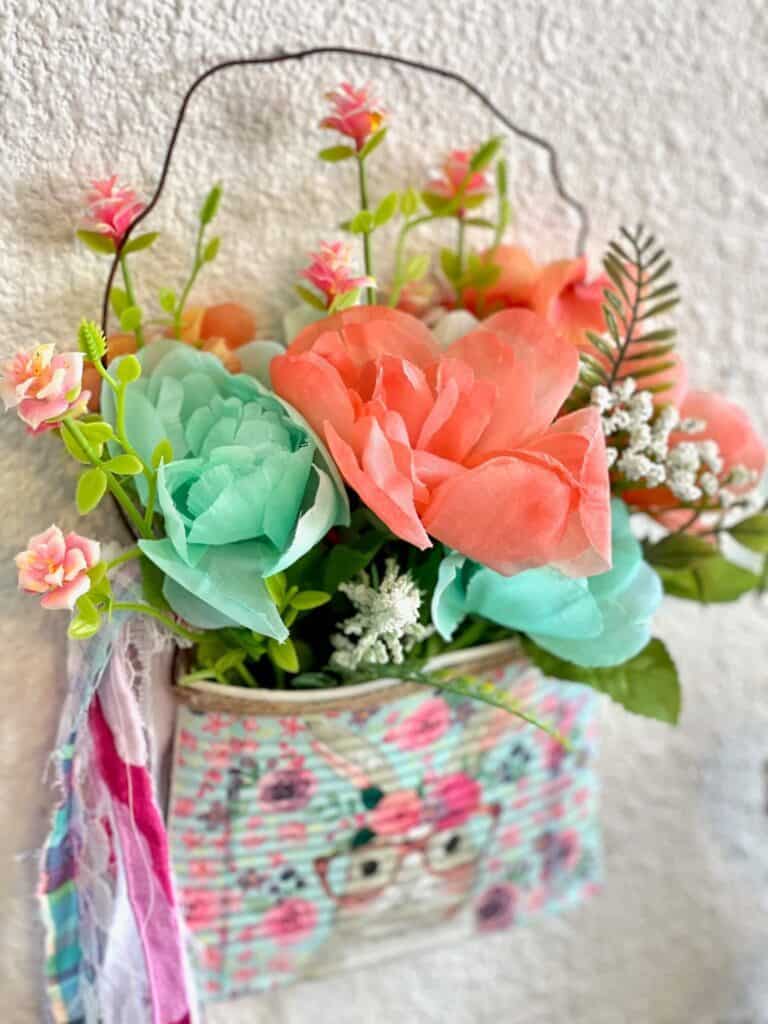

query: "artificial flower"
left=1, top=343, right=88, bottom=432
left=83, top=176, right=144, bottom=245
left=321, top=82, right=386, bottom=151
left=431, top=500, right=662, bottom=668
left=16, top=525, right=100, bottom=610
left=301, top=241, right=374, bottom=307
left=271, top=306, right=612, bottom=577
left=102, top=340, right=348, bottom=637
left=424, top=149, right=492, bottom=212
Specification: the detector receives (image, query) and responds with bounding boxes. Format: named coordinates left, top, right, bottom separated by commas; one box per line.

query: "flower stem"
left=105, top=547, right=142, bottom=570
left=62, top=418, right=151, bottom=540
left=388, top=213, right=439, bottom=308
left=356, top=155, right=374, bottom=304
left=174, top=221, right=205, bottom=336
left=455, top=217, right=466, bottom=309
left=111, top=601, right=203, bottom=644
left=119, top=253, right=146, bottom=349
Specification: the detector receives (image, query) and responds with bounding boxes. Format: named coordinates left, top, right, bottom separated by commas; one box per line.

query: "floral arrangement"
left=7, top=81, right=766, bottom=731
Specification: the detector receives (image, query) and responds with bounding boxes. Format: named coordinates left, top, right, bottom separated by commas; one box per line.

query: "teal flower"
left=103, top=340, right=348, bottom=639
left=432, top=499, right=662, bottom=667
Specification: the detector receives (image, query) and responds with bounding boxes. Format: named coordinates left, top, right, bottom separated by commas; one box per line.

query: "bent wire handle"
left=99, top=45, right=591, bottom=335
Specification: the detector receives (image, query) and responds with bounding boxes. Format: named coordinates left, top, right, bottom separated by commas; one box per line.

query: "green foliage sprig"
left=570, top=224, right=680, bottom=408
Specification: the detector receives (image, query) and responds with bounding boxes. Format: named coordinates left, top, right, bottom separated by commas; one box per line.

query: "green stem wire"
left=111, top=601, right=203, bottom=644
left=455, top=216, right=466, bottom=308
left=356, top=155, right=374, bottom=304
left=105, top=547, right=142, bottom=571
left=61, top=418, right=151, bottom=540
left=119, top=253, right=146, bottom=349
left=174, top=220, right=205, bottom=335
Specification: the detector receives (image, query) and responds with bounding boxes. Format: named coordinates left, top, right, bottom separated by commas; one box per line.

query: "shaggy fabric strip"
left=38, top=587, right=194, bottom=1024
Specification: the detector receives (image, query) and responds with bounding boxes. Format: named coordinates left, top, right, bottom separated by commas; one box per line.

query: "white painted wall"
left=1, top=1, right=767, bottom=1021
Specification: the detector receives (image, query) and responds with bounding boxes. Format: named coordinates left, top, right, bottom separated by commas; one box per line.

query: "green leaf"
left=729, top=514, right=768, bottom=553
left=522, top=637, right=681, bottom=725
left=657, top=559, right=760, bottom=603
left=625, top=343, right=676, bottom=361
left=76, top=229, right=116, bottom=255
left=199, top=183, right=222, bottom=225
left=290, top=590, right=330, bottom=611
left=632, top=328, right=677, bottom=345
left=158, top=288, right=177, bottom=314
left=421, top=191, right=452, bottom=215
left=68, top=594, right=102, bottom=640
left=469, top=136, right=503, bottom=172
left=640, top=298, right=680, bottom=321
left=267, top=637, right=299, bottom=673
left=295, top=284, right=327, bottom=311
left=76, top=467, right=107, bottom=514
left=347, top=210, right=375, bottom=234
left=77, top=320, right=107, bottom=362
left=644, top=534, right=717, bottom=569
left=60, top=424, right=92, bottom=463
left=322, top=535, right=385, bottom=593
left=265, top=572, right=287, bottom=609
left=405, top=253, right=430, bottom=282
left=110, top=287, right=130, bottom=317
left=359, top=128, right=387, bottom=159
left=440, top=247, right=460, bottom=282
left=116, top=354, right=141, bottom=384
left=329, top=287, right=361, bottom=313
left=151, top=438, right=174, bottom=468
left=373, top=191, right=398, bottom=227
left=400, top=188, right=421, bottom=218
left=202, top=236, right=220, bottom=263
left=78, top=420, right=114, bottom=444
left=119, top=306, right=142, bottom=333
left=361, top=786, right=384, bottom=810
left=462, top=217, right=496, bottom=229
left=122, top=231, right=159, bottom=255
left=496, top=157, right=508, bottom=197
left=318, top=145, right=356, bottom=162
left=103, top=454, right=143, bottom=476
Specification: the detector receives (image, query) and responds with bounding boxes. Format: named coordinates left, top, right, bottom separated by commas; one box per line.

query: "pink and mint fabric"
left=168, top=655, right=601, bottom=1000
left=39, top=594, right=193, bottom=1024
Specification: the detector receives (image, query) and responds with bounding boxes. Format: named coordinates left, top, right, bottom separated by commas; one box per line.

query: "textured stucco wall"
left=1, top=1, right=767, bottom=1021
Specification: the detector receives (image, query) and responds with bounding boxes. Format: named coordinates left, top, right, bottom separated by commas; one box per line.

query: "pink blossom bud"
left=301, top=242, right=374, bottom=306
left=83, top=176, right=145, bottom=245
left=321, top=82, right=386, bottom=151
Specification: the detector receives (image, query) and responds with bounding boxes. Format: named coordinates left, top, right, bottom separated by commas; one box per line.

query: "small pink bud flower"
left=1, top=344, right=88, bottom=432
left=321, top=82, right=386, bottom=151
left=83, top=176, right=145, bottom=245
left=16, top=526, right=100, bottom=610
left=424, top=150, right=492, bottom=212
left=301, top=242, right=374, bottom=307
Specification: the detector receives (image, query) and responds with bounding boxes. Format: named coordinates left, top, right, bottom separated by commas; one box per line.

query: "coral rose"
left=271, top=306, right=611, bottom=577
left=2, top=344, right=88, bottom=432
left=16, top=525, right=100, bottom=610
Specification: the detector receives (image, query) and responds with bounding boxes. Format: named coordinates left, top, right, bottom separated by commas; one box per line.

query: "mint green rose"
left=432, top=500, right=662, bottom=668
left=103, top=340, right=348, bottom=639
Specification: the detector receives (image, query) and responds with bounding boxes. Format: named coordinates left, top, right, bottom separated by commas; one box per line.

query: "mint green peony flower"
left=431, top=499, right=662, bottom=668
left=103, top=340, right=349, bottom=639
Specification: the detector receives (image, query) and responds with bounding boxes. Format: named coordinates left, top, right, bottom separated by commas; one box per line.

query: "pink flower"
left=385, top=697, right=451, bottom=751
left=424, top=150, right=492, bottom=212
left=16, top=526, right=100, bottom=610
left=271, top=306, right=611, bottom=577
left=2, top=344, right=87, bottom=432
left=369, top=790, right=422, bottom=836
left=258, top=768, right=316, bottom=813
left=321, top=82, right=386, bottom=151
left=261, top=898, right=318, bottom=946
left=301, top=241, right=374, bottom=307
left=83, top=176, right=144, bottom=245
left=425, top=773, right=481, bottom=829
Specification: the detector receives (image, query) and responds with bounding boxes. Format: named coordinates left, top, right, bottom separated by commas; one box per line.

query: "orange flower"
left=271, top=306, right=611, bottom=577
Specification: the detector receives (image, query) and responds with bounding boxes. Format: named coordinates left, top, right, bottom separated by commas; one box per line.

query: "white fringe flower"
left=330, top=558, right=433, bottom=672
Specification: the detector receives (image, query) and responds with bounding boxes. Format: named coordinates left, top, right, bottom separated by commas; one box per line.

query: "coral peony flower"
left=384, top=697, right=452, bottom=751
left=261, top=898, right=318, bottom=946
left=16, top=525, right=100, bottom=610
left=1, top=344, right=88, bottom=432
left=271, top=306, right=612, bottom=577
left=84, top=176, right=144, bottom=245
left=369, top=790, right=422, bottom=836
left=321, top=82, right=386, bottom=151
left=424, top=150, right=492, bottom=212
left=301, top=241, right=374, bottom=307
left=426, top=773, right=481, bottom=830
